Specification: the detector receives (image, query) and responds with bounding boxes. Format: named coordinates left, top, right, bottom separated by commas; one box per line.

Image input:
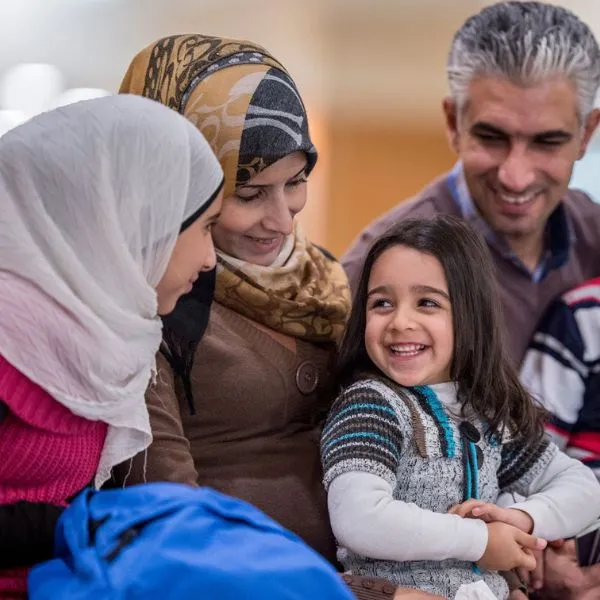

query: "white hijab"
left=0, top=95, right=223, bottom=487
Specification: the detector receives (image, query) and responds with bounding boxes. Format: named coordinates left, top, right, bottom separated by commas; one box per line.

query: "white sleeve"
left=328, top=471, right=488, bottom=563
left=510, top=450, right=600, bottom=540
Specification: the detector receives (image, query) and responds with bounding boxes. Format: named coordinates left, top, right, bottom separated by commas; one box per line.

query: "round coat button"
left=295, top=361, right=319, bottom=395
left=459, top=421, right=481, bottom=443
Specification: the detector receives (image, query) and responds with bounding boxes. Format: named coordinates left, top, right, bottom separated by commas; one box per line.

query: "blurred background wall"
left=0, top=0, right=598, bottom=256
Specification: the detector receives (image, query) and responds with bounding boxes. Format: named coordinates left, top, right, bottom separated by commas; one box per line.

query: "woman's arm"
left=342, top=575, right=447, bottom=599
left=113, top=352, right=198, bottom=486
left=0, top=502, right=63, bottom=568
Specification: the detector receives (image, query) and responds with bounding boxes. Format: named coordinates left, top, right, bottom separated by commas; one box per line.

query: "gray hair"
left=448, top=2, right=600, bottom=120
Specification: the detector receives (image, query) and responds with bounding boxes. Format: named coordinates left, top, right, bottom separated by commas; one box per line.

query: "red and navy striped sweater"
left=521, top=277, right=600, bottom=479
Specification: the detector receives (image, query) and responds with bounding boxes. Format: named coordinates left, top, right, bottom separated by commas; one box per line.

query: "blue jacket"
left=29, top=483, right=354, bottom=600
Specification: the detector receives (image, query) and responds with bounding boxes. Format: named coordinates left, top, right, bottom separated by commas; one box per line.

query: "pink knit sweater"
left=0, top=355, right=107, bottom=598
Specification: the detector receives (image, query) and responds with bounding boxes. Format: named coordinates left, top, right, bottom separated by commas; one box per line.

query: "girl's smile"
left=365, top=245, right=454, bottom=388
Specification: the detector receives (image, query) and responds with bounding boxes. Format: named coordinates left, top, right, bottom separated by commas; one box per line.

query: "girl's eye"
left=418, top=298, right=440, bottom=309
left=369, top=298, right=392, bottom=310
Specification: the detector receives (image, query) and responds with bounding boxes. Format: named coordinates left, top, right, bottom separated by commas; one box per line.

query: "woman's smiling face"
left=211, top=152, right=309, bottom=266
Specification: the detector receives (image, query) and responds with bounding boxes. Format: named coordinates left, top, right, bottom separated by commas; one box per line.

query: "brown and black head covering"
left=121, top=35, right=350, bottom=410
left=120, top=34, right=317, bottom=197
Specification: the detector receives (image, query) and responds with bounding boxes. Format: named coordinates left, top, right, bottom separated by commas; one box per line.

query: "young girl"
left=321, top=216, right=600, bottom=600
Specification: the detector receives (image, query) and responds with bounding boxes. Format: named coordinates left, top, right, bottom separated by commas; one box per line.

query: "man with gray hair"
left=343, top=1, right=600, bottom=367
left=342, top=2, right=600, bottom=598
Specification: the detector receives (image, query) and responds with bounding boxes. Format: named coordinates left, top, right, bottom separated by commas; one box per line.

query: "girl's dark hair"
left=337, top=215, right=545, bottom=444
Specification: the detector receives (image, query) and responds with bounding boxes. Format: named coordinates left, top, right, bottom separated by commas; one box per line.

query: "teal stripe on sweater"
left=415, top=385, right=456, bottom=458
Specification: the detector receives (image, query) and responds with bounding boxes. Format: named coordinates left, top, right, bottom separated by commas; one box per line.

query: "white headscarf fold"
left=0, top=94, right=223, bottom=487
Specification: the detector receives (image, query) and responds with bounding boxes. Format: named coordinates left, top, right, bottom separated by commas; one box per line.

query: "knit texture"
left=0, top=355, right=107, bottom=596
left=321, top=378, right=556, bottom=600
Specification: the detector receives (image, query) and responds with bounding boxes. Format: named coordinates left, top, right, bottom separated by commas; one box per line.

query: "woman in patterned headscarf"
left=118, top=33, right=348, bottom=554
left=118, top=36, right=443, bottom=600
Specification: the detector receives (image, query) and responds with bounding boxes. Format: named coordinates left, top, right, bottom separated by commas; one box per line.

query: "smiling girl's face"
left=364, top=244, right=454, bottom=387
left=211, top=151, right=308, bottom=266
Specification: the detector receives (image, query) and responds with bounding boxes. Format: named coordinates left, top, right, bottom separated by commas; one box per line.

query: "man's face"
left=444, top=76, right=599, bottom=242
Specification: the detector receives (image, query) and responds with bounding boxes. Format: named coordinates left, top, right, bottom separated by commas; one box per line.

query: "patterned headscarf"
left=120, top=36, right=350, bottom=395
left=120, top=34, right=317, bottom=197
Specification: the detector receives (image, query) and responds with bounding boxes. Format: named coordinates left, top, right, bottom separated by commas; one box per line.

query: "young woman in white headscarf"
left=0, top=94, right=224, bottom=597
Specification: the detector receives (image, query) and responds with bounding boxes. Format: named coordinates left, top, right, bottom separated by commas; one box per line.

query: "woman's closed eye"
left=235, top=176, right=307, bottom=203
left=235, top=187, right=267, bottom=203
left=286, top=176, right=308, bottom=189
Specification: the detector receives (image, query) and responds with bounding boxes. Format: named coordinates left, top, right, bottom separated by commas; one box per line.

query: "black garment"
left=0, top=402, right=63, bottom=568
left=161, top=268, right=215, bottom=414
left=0, top=502, right=63, bottom=568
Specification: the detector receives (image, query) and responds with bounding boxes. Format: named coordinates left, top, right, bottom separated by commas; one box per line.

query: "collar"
left=447, top=162, right=574, bottom=282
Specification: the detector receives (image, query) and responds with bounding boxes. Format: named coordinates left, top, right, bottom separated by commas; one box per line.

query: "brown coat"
left=119, top=301, right=338, bottom=564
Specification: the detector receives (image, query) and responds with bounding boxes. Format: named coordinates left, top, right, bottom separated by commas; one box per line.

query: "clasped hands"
left=448, top=499, right=546, bottom=573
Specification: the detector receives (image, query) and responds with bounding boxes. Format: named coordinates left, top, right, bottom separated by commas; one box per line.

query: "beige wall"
left=1, top=0, right=598, bottom=257
left=325, top=123, right=456, bottom=257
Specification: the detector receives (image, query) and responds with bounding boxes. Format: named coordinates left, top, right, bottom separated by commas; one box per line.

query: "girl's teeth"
left=390, top=344, right=425, bottom=356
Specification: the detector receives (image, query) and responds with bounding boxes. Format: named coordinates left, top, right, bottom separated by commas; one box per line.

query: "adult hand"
left=517, top=539, right=564, bottom=592
left=539, top=539, right=600, bottom=600
left=342, top=575, right=447, bottom=600
left=393, top=589, right=446, bottom=599
left=508, top=591, right=528, bottom=600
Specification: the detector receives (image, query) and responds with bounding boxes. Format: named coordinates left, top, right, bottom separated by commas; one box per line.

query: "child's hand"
left=449, top=499, right=533, bottom=533
left=477, top=521, right=547, bottom=572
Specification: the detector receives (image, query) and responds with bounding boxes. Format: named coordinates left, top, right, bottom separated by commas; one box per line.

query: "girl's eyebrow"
left=237, top=165, right=308, bottom=190
left=412, top=284, right=449, bottom=300
left=367, top=285, right=391, bottom=297
left=368, top=283, right=449, bottom=300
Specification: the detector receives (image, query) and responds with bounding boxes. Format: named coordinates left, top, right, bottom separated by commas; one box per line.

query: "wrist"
left=511, top=508, right=534, bottom=533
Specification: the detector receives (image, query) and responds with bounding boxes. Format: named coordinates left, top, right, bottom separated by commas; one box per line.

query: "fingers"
left=471, top=504, right=501, bottom=522
left=529, top=549, right=545, bottom=591
left=516, top=566, right=531, bottom=587
left=515, top=548, right=538, bottom=572
left=515, top=530, right=547, bottom=552
left=448, top=499, right=486, bottom=518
